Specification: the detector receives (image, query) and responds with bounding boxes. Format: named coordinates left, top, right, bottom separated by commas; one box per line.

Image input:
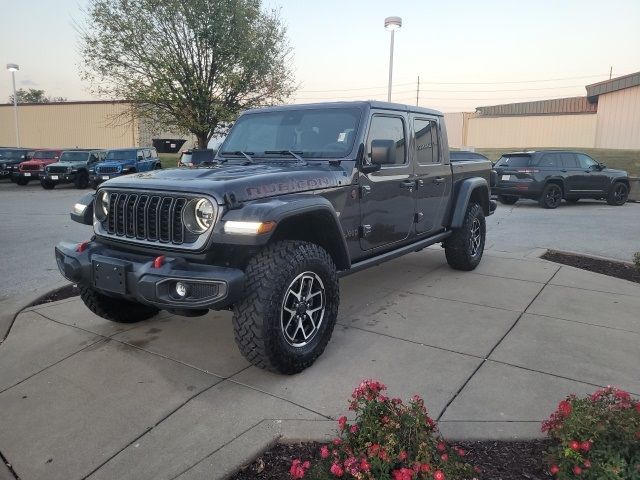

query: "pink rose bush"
left=290, top=379, right=478, bottom=479
left=542, top=386, right=640, bottom=479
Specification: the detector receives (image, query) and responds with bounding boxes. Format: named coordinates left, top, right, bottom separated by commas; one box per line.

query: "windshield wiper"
left=263, top=150, right=307, bottom=164
left=219, top=150, right=255, bottom=164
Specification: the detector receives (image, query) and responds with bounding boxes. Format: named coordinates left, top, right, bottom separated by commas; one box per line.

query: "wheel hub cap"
left=281, top=271, right=326, bottom=347
left=470, top=218, right=482, bottom=257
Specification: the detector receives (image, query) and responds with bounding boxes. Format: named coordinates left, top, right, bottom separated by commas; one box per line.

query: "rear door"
left=559, top=153, right=582, bottom=193
left=413, top=117, right=450, bottom=234
left=359, top=113, right=415, bottom=251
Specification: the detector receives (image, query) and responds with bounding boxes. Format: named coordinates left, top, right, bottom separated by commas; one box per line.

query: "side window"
left=560, top=153, right=579, bottom=168
left=577, top=154, right=598, bottom=169
left=144, top=149, right=151, bottom=158
left=539, top=154, right=559, bottom=168
left=366, top=115, right=406, bottom=166
left=414, top=119, right=440, bottom=164
left=89, top=154, right=98, bottom=163
left=150, top=148, right=158, bottom=158
left=137, top=150, right=144, bottom=161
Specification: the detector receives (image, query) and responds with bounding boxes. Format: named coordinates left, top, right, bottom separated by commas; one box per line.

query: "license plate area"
left=102, top=175, right=110, bottom=180
left=501, top=175, right=511, bottom=181
left=51, top=175, right=59, bottom=180
left=24, top=172, right=31, bottom=177
left=92, top=256, right=128, bottom=294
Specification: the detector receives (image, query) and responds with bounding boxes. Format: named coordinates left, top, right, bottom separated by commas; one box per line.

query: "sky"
left=1, top=0, right=639, bottom=112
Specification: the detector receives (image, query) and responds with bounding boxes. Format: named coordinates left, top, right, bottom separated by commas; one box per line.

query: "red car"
left=15, top=149, right=64, bottom=186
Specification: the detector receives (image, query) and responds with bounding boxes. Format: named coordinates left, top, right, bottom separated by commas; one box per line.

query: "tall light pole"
left=384, top=16, right=402, bottom=102
left=6, top=63, right=20, bottom=147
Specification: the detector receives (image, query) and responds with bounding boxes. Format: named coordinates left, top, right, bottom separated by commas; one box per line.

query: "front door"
left=359, top=113, right=415, bottom=251
left=575, top=153, right=608, bottom=193
left=413, top=117, right=450, bottom=234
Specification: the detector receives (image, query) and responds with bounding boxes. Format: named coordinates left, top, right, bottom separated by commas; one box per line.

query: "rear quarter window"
left=495, top=155, right=531, bottom=167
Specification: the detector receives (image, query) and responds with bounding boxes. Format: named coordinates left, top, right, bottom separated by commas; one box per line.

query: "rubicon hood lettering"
left=246, top=177, right=333, bottom=198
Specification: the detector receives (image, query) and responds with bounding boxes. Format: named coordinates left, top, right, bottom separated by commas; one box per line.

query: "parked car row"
left=451, top=149, right=631, bottom=208
left=0, top=147, right=162, bottom=189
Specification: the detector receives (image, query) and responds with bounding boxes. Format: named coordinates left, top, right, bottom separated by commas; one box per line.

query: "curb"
left=542, top=248, right=637, bottom=267
left=0, top=280, right=72, bottom=344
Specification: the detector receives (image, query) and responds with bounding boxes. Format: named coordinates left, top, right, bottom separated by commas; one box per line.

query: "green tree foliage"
left=79, top=0, right=296, bottom=148
left=9, top=88, right=67, bottom=104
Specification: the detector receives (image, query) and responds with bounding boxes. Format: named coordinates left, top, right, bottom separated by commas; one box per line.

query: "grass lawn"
left=159, top=153, right=180, bottom=169
left=471, top=148, right=640, bottom=177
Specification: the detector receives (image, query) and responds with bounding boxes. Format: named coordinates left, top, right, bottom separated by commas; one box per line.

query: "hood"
left=48, top=160, right=87, bottom=168
left=20, top=159, right=53, bottom=167
left=101, top=161, right=352, bottom=203
left=603, top=167, right=628, bottom=177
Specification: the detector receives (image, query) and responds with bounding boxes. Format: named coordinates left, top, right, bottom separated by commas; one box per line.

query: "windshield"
left=495, top=155, right=531, bottom=168
left=0, top=149, right=27, bottom=161
left=33, top=151, right=59, bottom=159
left=105, top=150, right=135, bottom=161
left=59, top=151, right=90, bottom=162
left=221, top=108, right=361, bottom=159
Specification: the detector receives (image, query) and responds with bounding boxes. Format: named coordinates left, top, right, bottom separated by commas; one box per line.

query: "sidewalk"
left=0, top=248, right=638, bottom=480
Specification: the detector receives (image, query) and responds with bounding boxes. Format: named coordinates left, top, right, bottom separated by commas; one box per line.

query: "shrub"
left=290, top=379, right=478, bottom=479
left=633, top=251, right=640, bottom=270
left=542, top=386, right=640, bottom=479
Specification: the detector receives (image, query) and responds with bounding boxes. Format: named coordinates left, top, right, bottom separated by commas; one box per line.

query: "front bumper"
left=42, top=172, right=77, bottom=184
left=90, top=173, right=122, bottom=185
left=55, top=241, right=245, bottom=311
left=15, top=171, right=42, bottom=180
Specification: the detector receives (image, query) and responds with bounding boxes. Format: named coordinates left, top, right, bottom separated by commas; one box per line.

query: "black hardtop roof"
left=242, top=101, right=443, bottom=117
left=501, top=150, right=587, bottom=156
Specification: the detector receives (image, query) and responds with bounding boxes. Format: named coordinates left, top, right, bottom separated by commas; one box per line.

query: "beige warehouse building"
left=445, top=71, right=640, bottom=150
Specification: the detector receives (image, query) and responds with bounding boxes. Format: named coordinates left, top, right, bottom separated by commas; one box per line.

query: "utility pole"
left=609, top=66, right=612, bottom=79
left=416, top=76, right=420, bottom=106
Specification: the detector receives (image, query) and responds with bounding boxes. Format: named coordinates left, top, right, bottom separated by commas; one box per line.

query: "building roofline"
left=0, top=100, right=129, bottom=107
left=585, top=71, right=640, bottom=99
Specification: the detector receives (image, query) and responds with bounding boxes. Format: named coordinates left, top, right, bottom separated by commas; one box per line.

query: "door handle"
left=433, top=177, right=445, bottom=184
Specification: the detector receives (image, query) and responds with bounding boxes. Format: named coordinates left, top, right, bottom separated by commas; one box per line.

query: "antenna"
left=416, top=76, right=420, bottom=106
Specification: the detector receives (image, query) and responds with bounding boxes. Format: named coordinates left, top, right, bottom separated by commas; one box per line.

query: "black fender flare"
left=450, top=177, right=490, bottom=229
left=216, top=194, right=351, bottom=269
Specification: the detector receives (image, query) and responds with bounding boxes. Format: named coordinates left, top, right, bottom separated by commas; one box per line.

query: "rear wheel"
left=607, top=182, right=628, bottom=206
left=498, top=195, right=518, bottom=205
left=80, top=286, right=159, bottom=323
left=539, top=183, right=562, bottom=209
left=232, top=240, right=339, bottom=374
left=16, top=177, right=29, bottom=186
left=74, top=171, right=89, bottom=189
left=444, top=202, right=485, bottom=271
left=41, top=180, right=55, bottom=190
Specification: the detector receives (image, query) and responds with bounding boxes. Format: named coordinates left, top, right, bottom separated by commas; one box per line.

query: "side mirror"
left=70, top=192, right=95, bottom=225
left=598, top=163, right=606, bottom=170
left=370, top=139, right=396, bottom=166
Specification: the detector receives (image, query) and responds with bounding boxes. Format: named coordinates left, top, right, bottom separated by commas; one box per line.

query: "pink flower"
left=440, top=453, right=449, bottom=462
left=332, top=438, right=342, bottom=446
left=337, top=416, right=347, bottom=431
left=360, top=458, right=371, bottom=472
left=420, top=463, right=432, bottom=472
left=344, top=456, right=359, bottom=475
left=330, top=462, right=344, bottom=477
left=583, top=460, right=591, bottom=469
left=580, top=440, right=592, bottom=452
left=558, top=400, right=572, bottom=416
left=456, top=447, right=466, bottom=457
left=398, top=450, right=408, bottom=461
left=436, top=441, right=447, bottom=453
left=573, top=465, right=582, bottom=475
left=433, top=470, right=446, bottom=480
left=289, top=459, right=310, bottom=479
left=392, top=467, right=415, bottom=480
left=349, top=424, right=359, bottom=434
left=549, top=464, right=560, bottom=475
left=320, top=445, right=330, bottom=459
left=569, top=440, right=580, bottom=451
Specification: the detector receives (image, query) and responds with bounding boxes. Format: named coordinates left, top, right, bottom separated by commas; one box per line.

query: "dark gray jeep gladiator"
left=55, top=101, right=496, bottom=374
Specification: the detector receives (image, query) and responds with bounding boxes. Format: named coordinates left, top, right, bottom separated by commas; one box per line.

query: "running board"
left=339, top=230, right=452, bottom=277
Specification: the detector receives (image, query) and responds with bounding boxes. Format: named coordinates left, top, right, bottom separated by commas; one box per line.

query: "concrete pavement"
left=1, top=248, right=638, bottom=480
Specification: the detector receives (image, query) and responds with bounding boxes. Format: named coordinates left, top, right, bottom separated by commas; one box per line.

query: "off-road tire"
left=607, top=182, right=628, bottom=206
left=75, top=171, right=89, bottom=189
left=16, top=177, right=29, bottom=186
left=498, top=195, right=518, bottom=205
left=232, top=240, right=339, bottom=374
left=444, top=202, right=486, bottom=271
left=41, top=180, right=55, bottom=190
left=79, top=286, right=159, bottom=323
left=539, top=183, right=562, bottom=209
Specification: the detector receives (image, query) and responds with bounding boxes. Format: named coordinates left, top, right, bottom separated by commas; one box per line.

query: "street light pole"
left=6, top=63, right=20, bottom=147
left=384, top=16, right=402, bottom=102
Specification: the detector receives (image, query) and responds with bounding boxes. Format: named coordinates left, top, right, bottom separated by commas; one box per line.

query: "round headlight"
left=95, top=190, right=110, bottom=221
left=183, top=198, right=215, bottom=234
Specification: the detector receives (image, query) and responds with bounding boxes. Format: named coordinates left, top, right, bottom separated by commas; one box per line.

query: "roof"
left=244, top=101, right=443, bottom=117
left=476, top=96, right=597, bottom=116
left=586, top=71, right=640, bottom=100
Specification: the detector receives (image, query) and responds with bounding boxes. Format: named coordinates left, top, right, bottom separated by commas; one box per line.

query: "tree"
left=9, top=88, right=67, bottom=104
left=79, top=0, right=296, bottom=148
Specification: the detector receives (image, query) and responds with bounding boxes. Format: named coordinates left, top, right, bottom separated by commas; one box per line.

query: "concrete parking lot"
left=1, top=181, right=638, bottom=303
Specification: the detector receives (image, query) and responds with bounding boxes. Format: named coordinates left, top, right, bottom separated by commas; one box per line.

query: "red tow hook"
left=76, top=241, right=90, bottom=253
left=153, top=255, right=166, bottom=269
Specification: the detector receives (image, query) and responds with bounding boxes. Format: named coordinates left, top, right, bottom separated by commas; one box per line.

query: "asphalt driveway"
left=1, top=247, right=639, bottom=480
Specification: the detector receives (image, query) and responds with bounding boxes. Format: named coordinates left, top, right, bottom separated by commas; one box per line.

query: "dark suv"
left=492, top=150, right=630, bottom=208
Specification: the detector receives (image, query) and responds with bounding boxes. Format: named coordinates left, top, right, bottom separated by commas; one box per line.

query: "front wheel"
left=444, top=202, right=486, bottom=271
left=607, top=182, right=628, bottom=206
left=75, top=171, right=89, bottom=189
left=232, top=241, right=339, bottom=374
left=79, top=286, right=159, bottom=323
left=16, top=177, right=29, bottom=186
left=41, top=180, right=55, bottom=190
left=539, top=183, right=562, bottom=209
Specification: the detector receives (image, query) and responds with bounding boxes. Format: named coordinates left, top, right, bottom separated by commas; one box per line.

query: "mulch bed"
left=541, top=250, right=640, bottom=284
left=30, top=284, right=80, bottom=307
left=231, top=440, right=552, bottom=480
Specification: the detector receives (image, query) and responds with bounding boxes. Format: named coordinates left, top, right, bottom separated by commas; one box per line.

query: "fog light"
left=175, top=281, right=189, bottom=298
